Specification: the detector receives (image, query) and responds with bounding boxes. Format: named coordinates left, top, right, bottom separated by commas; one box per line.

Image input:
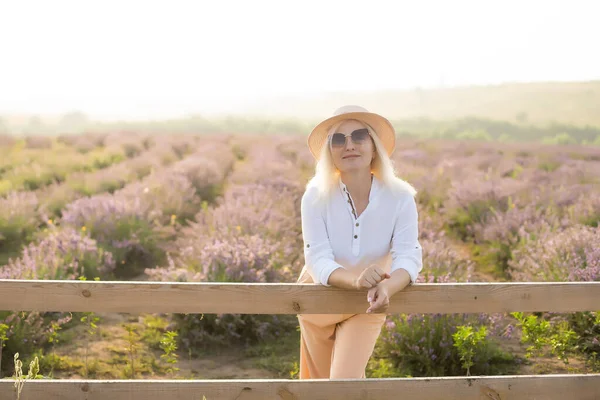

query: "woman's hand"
left=354, top=265, right=390, bottom=290
left=366, top=284, right=390, bottom=314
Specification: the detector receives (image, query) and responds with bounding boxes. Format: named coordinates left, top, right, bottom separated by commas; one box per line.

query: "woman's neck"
left=339, top=169, right=373, bottom=201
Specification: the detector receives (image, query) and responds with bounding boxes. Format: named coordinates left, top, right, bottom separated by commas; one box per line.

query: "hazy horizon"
left=1, top=0, right=599, bottom=121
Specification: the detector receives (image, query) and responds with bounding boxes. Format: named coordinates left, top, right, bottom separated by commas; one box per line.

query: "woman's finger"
left=376, top=270, right=390, bottom=282
left=373, top=271, right=385, bottom=283
left=361, top=278, right=373, bottom=289
left=368, top=297, right=384, bottom=313
left=367, top=287, right=378, bottom=303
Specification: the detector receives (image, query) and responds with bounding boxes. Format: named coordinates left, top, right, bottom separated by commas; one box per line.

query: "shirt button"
left=354, top=235, right=358, bottom=239
left=355, top=223, right=359, bottom=227
left=306, top=244, right=310, bottom=248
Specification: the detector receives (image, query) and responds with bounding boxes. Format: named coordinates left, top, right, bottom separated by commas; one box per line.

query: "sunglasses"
left=329, top=128, right=371, bottom=148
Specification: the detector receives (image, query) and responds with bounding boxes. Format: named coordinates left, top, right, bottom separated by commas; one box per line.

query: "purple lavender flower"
left=509, top=224, right=600, bottom=282
left=0, top=227, right=115, bottom=280
left=0, top=191, right=42, bottom=246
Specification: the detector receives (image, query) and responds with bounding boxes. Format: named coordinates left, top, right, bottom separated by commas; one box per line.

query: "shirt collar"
left=338, top=174, right=380, bottom=202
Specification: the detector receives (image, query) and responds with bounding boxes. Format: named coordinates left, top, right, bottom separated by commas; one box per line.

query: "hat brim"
left=307, top=112, right=396, bottom=160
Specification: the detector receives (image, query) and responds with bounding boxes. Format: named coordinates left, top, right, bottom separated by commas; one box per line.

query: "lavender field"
left=0, top=131, right=599, bottom=379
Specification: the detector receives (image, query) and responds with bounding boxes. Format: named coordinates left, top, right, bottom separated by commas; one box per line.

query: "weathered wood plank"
left=0, top=375, right=599, bottom=400
left=1, top=280, right=599, bottom=314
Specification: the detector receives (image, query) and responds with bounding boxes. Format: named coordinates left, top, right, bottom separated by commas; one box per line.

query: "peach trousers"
left=297, top=312, right=386, bottom=379
left=296, top=266, right=386, bottom=379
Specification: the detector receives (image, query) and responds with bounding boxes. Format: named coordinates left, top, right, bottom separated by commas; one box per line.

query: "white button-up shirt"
left=300, top=175, right=423, bottom=286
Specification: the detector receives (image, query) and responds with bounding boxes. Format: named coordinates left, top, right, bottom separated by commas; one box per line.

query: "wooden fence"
left=0, top=279, right=599, bottom=399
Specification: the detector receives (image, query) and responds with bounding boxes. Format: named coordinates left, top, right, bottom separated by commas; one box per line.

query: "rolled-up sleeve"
left=390, top=193, right=423, bottom=283
left=301, top=187, right=344, bottom=286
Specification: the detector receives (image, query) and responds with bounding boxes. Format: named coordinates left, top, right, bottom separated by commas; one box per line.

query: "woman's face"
left=329, top=119, right=375, bottom=173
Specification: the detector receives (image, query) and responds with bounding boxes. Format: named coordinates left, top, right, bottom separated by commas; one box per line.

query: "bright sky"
left=1, top=0, right=599, bottom=120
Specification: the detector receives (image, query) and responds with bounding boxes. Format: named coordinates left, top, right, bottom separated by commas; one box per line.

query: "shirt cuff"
left=317, top=261, right=344, bottom=286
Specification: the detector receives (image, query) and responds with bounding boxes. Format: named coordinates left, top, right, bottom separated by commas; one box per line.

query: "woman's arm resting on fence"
left=301, top=186, right=346, bottom=287
left=327, top=267, right=361, bottom=290
left=389, top=193, right=423, bottom=286
left=378, top=268, right=411, bottom=298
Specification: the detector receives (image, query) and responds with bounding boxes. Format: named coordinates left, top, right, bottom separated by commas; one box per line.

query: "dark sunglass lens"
left=331, top=133, right=346, bottom=147
left=352, top=129, right=369, bottom=142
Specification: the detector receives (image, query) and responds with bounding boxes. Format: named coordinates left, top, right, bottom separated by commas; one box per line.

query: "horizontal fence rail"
left=1, top=279, right=599, bottom=400
left=0, top=375, right=599, bottom=400
left=1, top=279, right=599, bottom=314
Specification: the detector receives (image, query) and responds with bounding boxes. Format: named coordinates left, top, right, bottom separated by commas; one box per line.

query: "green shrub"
left=566, top=311, right=600, bottom=369
left=453, top=325, right=489, bottom=375
left=374, top=314, right=515, bottom=377
left=0, top=312, right=72, bottom=378
left=511, top=312, right=579, bottom=364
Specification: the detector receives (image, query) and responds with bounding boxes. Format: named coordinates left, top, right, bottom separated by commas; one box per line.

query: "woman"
left=297, top=105, right=423, bottom=379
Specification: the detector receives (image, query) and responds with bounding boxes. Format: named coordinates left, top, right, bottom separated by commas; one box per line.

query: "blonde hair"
left=306, top=119, right=417, bottom=201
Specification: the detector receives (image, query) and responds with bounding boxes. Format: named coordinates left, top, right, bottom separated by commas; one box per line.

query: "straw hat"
left=307, top=105, right=396, bottom=160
